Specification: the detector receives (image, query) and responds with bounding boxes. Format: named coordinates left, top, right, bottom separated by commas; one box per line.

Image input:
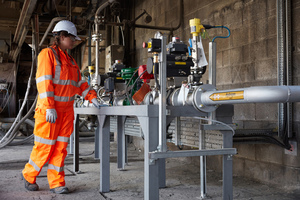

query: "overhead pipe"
left=133, top=0, right=183, bottom=32
left=39, top=17, right=66, bottom=47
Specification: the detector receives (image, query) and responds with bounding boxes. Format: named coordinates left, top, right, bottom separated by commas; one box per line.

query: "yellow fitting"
left=189, top=18, right=204, bottom=36
left=89, top=66, right=95, bottom=74
left=153, top=53, right=159, bottom=63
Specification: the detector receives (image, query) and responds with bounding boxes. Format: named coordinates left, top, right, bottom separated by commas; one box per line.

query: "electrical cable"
left=129, top=69, right=147, bottom=97
left=153, top=63, right=160, bottom=90
left=124, top=69, right=138, bottom=91
left=212, top=26, right=231, bottom=42
left=9, top=118, right=35, bottom=146
left=122, top=69, right=139, bottom=103
left=233, top=134, right=289, bottom=149
left=193, top=116, right=235, bottom=136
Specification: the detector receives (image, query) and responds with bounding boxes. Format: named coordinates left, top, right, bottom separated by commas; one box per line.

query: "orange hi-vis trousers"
left=22, top=108, right=74, bottom=189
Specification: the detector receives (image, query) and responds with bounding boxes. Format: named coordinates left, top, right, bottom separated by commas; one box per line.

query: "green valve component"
left=121, top=68, right=138, bottom=105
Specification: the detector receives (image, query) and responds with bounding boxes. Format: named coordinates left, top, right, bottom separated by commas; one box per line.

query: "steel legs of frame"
left=117, top=116, right=126, bottom=170
left=98, top=115, right=110, bottom=192
left=222, top=130, right=233, bottom=200
left=138, top=116, right=166, bottom=200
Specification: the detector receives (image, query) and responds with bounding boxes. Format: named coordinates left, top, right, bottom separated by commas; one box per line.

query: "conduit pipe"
left=192, top=85, right=300, bottom=112
left=133, top=0, right=183, bottom=32
left=92, top=0, right=116, bottom=88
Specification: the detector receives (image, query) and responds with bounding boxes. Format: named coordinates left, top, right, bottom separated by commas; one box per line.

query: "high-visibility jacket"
left=22, top=46, right=97, bottom=189
left=36, top=45, right=97, bottom=112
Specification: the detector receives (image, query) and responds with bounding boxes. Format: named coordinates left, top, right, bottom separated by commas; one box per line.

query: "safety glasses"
left=68, top=35, right=76, bottom=42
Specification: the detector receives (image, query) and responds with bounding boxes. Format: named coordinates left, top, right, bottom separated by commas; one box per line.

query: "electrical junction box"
left=105, top=45, right=124, bottom=73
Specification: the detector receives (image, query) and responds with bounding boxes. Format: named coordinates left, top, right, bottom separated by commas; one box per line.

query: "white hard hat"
left=52, top=20, right=81, bottom=40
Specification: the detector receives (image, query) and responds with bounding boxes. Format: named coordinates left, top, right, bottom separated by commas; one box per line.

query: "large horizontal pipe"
left=199, top=85, right=300, bottom=106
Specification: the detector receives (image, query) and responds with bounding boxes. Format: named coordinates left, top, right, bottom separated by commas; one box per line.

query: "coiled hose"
left=0, top=96, right=37, bottom=148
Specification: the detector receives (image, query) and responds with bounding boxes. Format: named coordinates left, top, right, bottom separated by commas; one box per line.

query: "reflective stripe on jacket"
left=36, top=45, right=97, bottom=112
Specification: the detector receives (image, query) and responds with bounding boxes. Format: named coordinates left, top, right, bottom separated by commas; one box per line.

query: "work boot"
left=21, top=173, right=39, bottom=191
left=50, top=186, right=69, bottom=194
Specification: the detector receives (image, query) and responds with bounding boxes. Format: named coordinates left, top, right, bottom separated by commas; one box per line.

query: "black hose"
left=153, top=63, right=160, bottom=90
left=233, top=134, right=290, bottom=150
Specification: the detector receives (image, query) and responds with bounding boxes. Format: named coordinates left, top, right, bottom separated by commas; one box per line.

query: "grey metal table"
left=72, top=105, right=236, bottom=200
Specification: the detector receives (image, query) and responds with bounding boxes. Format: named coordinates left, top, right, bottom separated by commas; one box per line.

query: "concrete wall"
left=131, top=0, right=300, bottom=188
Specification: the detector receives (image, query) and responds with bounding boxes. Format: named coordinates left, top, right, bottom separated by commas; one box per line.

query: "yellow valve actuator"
left=189, top=18, right=204, bottom=36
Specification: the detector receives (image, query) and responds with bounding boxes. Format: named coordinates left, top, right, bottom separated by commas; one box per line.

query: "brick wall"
left=129, top=0, right=300, bottom=187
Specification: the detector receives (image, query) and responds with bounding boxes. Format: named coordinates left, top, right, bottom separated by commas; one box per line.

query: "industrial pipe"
left=133, top=0, right=183, bottom=32
left=92, top=0, right=116, bottom=88
left=192, top=85, right=300, bottom=112
left=95, top=0, right=115, bottom=17
left=39, top=17, right=66, bottom=47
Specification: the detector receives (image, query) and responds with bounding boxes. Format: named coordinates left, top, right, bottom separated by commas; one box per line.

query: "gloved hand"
left=91, top=98, right=102, bottom=109
left=46, top=109, right=57, bottom=123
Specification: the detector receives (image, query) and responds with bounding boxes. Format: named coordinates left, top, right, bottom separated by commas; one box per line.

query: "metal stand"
left=72, top=105, right=236, bottom=200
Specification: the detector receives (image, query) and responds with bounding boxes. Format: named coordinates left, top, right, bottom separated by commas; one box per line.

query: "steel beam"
left=149, top=148, right=237, bottom=159
left=138, top=116, right=161, bottom=200
left=117, top=116, right=126, bottom=170
left=158, top=35, right=167, bottom=152
left=9, top=0, right=37, bottom=61
left=98, top=115, right=110, bottom=192
left=222, top=131, right=233, bottom=200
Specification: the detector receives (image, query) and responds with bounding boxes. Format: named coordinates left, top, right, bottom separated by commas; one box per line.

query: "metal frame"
left=72, top=105, right=236, bottom=200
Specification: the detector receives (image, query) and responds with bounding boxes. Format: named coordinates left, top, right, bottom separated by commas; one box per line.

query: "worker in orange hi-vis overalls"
left=21, top=20, right=102, bottom=194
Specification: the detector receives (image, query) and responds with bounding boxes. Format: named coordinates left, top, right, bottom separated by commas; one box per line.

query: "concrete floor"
left=0, top=138, right=299, bottom=200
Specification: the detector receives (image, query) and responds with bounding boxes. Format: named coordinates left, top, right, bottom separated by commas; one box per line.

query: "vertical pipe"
left=95, top=21, right=99, bottom=86
left=208, top=42, right=216, bottom=124
left=199, top=123, right=207, bottom=199
left=208, top=42, right=216, bottom=86
left=158, top=35, right=167, bottom=152
left=277, top=0, right=286, bottom=138
left=286, top=0, right=293, bottom=138
left=88, top=22, right=92, bottom=66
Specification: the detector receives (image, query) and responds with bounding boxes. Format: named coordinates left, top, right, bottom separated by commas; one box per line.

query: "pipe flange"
left=192, top=84, right=218, bottom=112
left=169, top=88, right=181, bottom=106
left=142, top=91, right=152, bottom=105
left=92, top=33, right=102, bottom=42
